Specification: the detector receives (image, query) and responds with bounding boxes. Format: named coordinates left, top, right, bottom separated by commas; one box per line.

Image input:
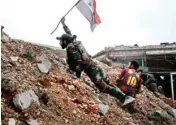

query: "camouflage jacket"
left=63, top=24, right=91, bottom=77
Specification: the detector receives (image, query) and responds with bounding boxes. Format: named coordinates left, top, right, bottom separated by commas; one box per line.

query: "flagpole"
left=50, top=0, right=81, bottom=35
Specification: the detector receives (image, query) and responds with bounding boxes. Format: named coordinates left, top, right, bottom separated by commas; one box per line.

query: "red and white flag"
left=76, top=0, right=101, bottom=31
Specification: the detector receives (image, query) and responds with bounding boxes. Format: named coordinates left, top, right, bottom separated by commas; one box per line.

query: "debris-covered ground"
left=1, top=32, right=176, bottom=125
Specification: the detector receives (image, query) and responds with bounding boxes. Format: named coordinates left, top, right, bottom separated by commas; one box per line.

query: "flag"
left=76, top=0, right=101, bottom=31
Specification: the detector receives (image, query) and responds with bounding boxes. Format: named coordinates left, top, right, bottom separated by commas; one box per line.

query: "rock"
left=65, top=119, right=68, bottom=123
left=27, top=118, right=39, bottom=125
left=83, top=77, right=94, bottom=87
left=159, top=100, right=176, bottom=118
left=68, top=73, right=77, bottom=79
left=168, top=118, right=176, bottom=125
left=148, top=109, right=172, bottom=121
left=1, top=102, right=3, bottom=111
left=68, top=85, right=75, bottom=91
left=128, top=121, right=139, bottom=125
left=1, top=31, right=11, bottom=42
left=13, top=89, right=40, bottom=110
left=164, top=98, right=175, bottom=107
left=72, top=110, right=77, bottom=114
left=8, top=118, right=16, bottom=125
left=37, top=63, right=49, bottom=74
left=61, top=58, right=67, bottom=65
left=10, top=56, right=19, bottom=62
left=98, top=104, right=109, bottom=116
left=1, top=78, right=17, bottom=92
left=37, top=54, right=51, bottom=73
left=168, top=108, right=176, bottom=118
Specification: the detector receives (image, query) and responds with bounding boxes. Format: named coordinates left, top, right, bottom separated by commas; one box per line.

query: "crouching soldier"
left=140, top=73, right=160, bottom=96
left=56, top=17, right=135, bottom=106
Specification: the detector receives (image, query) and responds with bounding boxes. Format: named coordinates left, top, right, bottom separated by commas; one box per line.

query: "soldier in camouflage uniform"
left=140, top=73, right=160, bottom=96
left=56, top=17, right=135, bottom=106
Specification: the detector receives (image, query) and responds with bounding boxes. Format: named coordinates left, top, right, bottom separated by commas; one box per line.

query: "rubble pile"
left=1, top=32, right=176, bottom=125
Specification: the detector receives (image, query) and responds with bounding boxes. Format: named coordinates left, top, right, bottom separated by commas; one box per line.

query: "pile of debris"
left=1, top=31, right=176, bottom=125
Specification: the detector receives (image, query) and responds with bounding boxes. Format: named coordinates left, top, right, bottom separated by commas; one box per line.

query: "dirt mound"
left=1, top=31, right=176, bottom=125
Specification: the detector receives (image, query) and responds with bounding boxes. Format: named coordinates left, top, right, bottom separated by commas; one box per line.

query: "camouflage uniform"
left=140, top=73, right=158, bottom=93
left=84, top=60, right=130, bottom=102
left=60, top=23, right=134, bottom=105
left=84, top=61, right=110, bottom=90
left=63, top=25, right=91, bottom=77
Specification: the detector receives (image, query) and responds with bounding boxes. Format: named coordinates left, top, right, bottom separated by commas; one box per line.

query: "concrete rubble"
left=98, top=103, right=109, bottom=116
left=37, top=54, right=51, bottom=73
left=13, top=89, right=40, bottom=110
left=26, top=118, right=39, bottom=125
left=1, top=31, right=176, bottom=125
left=148, top=108, right=172, bottom=121
left=159, top=100, right=176, bottom=118
left=8, top=118, right=16, bottom=125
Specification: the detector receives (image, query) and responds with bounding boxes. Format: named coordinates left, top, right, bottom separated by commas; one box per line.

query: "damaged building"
left=93, top=43, right=176, bottom=72
left=93, top=44, right=176, bottom=100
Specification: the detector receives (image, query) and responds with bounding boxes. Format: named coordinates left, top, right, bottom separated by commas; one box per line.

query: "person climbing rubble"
left=57, top=17, right=91, bottom=78
left=56, top=17, right=135, bottom=107
left=116, top=60, right=143, bottom=98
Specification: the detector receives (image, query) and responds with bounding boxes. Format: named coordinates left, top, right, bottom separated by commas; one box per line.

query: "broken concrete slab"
left=148, top=109, right=172, bottom=121
left=37, top=54, right=51, bottom=73
left=8, top=118, right=16, bottom=125
left=98, top=104, right=109, bottom=116
left=1, top=31, right=11, bottom=42
left=37, top=63, right=49, bottom=74
left=27, top=118, right=39, bottom=125
left=10, top=56, right=19, bottom=62
left=159, top=100, right=176, bottom=118
left=68, top=85, right=76, bottom=91
left=13, top=89, right=40, bottom=110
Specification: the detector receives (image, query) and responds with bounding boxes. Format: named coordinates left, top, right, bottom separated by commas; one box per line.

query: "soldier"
left=56, top=17, right=135, bottom=106
left=116, top=60, right=143, bottom=97
left=140, top=73, right=158, bottom=93
left=56, top=17, right=91, bottom=78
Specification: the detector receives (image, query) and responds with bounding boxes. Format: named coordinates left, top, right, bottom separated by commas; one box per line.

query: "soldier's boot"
left=106, top=88, right=135, bottom=107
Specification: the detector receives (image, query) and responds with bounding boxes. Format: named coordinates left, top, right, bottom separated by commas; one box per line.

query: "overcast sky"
left=1, top=0, right=176, bottom=55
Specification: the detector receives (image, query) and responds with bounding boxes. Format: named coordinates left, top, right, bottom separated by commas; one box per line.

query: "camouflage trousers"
left=84, top=64, right=128, bottom=103
left=84, top=64, right=113, bottom=92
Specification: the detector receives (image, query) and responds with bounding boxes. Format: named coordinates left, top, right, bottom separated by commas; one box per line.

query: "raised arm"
left=61, top=17, right=72, bottom=35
